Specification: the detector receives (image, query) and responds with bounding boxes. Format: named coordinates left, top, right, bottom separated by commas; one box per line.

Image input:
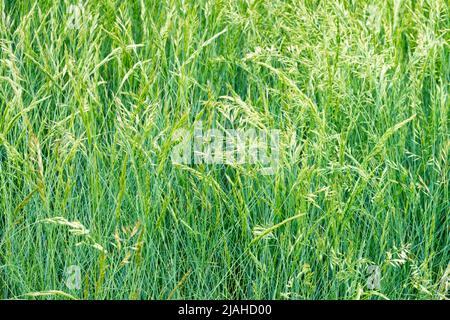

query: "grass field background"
left=0, top=0, right=448, bottom=299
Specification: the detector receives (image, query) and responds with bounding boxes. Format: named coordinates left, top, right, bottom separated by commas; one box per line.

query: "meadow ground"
left=0, top=0, right=448, bottom=299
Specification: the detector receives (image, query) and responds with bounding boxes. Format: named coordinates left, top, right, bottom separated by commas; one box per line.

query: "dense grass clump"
left=0, top=0, right=448, bottom=299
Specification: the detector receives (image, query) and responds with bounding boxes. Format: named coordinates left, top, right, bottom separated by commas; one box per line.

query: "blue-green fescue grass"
left=0, top=0, right=448, bottom=299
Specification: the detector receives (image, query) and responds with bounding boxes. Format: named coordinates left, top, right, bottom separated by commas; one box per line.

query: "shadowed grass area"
left=0, top=0, right=448, bottom=299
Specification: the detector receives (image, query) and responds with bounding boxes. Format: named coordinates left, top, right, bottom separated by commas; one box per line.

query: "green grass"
left=0, top=0, right=448, bottom=300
